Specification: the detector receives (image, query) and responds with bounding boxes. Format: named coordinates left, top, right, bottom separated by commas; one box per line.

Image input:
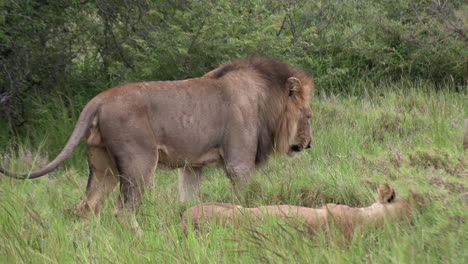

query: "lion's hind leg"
left=112, top=144, right=158, bottom=237
left=76, top=145, right=119, bottom=219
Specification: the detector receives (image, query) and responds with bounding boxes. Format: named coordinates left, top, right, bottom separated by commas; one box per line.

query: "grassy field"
left=0, top=82, right=466, bottom=263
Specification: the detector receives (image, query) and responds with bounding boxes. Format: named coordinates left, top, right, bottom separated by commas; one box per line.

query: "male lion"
left=0, top=56, right=314, bottom=235
left=182, top=184, right=414, bottom=237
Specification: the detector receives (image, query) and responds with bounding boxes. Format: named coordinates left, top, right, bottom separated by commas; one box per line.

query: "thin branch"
left=276, top=15, right=288, bottom=37
left=311, top=17, right=375, bottom=54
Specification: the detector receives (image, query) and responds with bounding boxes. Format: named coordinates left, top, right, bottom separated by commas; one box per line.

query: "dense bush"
left=0, top=0, right=466, bottom=140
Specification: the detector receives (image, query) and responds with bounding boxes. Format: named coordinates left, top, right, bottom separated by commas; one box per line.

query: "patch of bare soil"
left=430, top=176, right=468, bottom=203
left=409, top=150, right=466, bottom=177
left=298, top=189, right=328, bottom=208
left=464, top=118, right=468, bottom=150
left=360, top=153, right=400, bottom=180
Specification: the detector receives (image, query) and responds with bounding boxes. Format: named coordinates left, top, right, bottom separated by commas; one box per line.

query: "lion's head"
left=206, top=56, right=314, bottom=163
left=276, top=75, right=313, bottom=157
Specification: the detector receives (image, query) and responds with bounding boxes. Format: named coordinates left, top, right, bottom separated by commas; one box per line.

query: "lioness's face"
left=287, top=105, right=312, bottom=157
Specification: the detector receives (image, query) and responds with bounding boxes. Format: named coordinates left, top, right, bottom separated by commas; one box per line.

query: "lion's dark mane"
left=211, top=56, right=297, bottom=95
left=210, top=56, right=311, bottom=165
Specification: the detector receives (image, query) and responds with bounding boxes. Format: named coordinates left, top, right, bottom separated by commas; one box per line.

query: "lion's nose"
left=291, top=145, right=301, bottom=152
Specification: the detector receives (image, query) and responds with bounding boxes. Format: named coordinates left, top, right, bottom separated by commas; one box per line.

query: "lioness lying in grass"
left=182, top=184, right=415, bottom=236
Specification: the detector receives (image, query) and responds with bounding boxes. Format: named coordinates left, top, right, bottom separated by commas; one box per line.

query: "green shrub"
left=0, top=0, right=466, bottom=141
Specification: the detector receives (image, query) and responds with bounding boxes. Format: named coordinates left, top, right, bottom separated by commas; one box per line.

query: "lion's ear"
left=287, top=77, right=302, bottom=97
left=378, top=183, right=396, bottom=203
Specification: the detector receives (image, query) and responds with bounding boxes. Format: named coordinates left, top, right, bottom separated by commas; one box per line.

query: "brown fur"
left=0, top=56, right=314, bottom=235
left=205, top=56, right=314, bottom=161
left=181, top=184, right=413, bottom=237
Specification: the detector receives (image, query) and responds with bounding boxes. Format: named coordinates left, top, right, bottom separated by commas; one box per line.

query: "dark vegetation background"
left=0, top=0, right=466, bottom=160
left=0, top=2, right=466, bottom=262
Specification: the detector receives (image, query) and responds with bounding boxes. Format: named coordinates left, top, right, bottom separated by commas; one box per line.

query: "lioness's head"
left=277, top=75, right=314, bottom=157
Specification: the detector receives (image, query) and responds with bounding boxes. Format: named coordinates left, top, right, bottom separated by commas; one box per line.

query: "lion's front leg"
left=224, top=163, right=255, bottom=195
left=178, top=167, right=202, bottom=203
left=222, top=124, right=258, bottom=197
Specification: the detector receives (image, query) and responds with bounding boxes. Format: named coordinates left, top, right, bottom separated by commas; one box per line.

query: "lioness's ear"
left=378, top=183, right=396, bottom=203
left=287, top=77, right=302, bottom=97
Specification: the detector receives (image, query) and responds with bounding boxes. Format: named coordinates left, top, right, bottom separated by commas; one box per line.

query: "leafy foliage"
left=0, top=0, right=466, bottom=141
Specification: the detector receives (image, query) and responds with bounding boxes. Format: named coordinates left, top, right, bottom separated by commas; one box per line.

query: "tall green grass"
left=0, top=82, right=466, bottom=263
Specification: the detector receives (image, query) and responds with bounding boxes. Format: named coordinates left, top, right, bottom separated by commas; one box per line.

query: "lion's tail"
left=0, top=98, right=101, bottom=179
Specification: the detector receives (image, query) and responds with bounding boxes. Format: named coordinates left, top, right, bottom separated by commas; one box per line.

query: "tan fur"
left=0, top=56, right=314, bottom=235
left=76, top=145, right=119, bottom=219
left=181, top=184, right=413, bottom=237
